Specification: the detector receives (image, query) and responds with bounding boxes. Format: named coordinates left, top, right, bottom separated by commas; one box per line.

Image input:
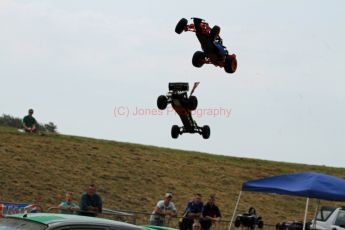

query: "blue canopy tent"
left=228, top=172, right=345, bottom=230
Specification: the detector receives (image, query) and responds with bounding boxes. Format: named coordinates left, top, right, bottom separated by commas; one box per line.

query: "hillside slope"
left=1, top=126, right=344, bottom=226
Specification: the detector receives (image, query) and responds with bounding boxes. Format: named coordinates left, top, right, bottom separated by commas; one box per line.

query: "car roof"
left=143, top=225, right=177, bottom=230
left=8, top=213, right=144, bottom=229
left=320, top=206, right=338, bottom=211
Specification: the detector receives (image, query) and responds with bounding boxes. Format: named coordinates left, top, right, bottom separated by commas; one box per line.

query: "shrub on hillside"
left=0, top=114, right=58, bottom=133
left=44, top=122, right=57, bottom=133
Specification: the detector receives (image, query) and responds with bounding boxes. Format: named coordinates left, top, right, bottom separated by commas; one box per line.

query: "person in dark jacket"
left=79, top=184, right=102, bottom=217
left=200, top=194, right=221, bottom=230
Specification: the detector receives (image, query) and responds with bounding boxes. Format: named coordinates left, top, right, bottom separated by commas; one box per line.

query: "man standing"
left=180, top=193, right=203, bottom=230
left=200, top=195, right=221, bottom=230
left=23, top=109, right=37, bottom=133
left=79, top=184, right=102, bottom=217
left=149, top=192, right=177, bottom=226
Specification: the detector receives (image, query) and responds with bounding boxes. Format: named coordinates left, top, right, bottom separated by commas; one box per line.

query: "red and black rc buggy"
left=175, top=17, right=237, bottom=74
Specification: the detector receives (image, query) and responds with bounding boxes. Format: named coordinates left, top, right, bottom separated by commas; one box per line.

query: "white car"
left=311, top=206, right=345, bottom=230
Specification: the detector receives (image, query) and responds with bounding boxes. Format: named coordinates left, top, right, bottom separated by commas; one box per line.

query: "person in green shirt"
left=23, top=108, right=37, bottom=133
left=58, top=193, right=80, bottom=214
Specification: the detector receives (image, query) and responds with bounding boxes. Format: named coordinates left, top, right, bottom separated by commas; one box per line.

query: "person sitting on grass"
left=23, top=109, right=37, bottom=133
left=58, top=193, right=79, bottom=214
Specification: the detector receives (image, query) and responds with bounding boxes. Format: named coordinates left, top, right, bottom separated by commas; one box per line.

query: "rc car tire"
left=202, top=125, right=211, bottom=139
left=258, top=221, right=264, bottom=229
left=192, top=51, right=206, bottom=68
left=234, top=218, right=241, bottom=228
left=175, top=18, right=188, bottom=34
left=157, top=95, right=168, bottom=110
left=171, top=125, right=180, bottom=139
left=224, top=54, right=237, bottom=73
left=188, top=95, right=198, bottom=111
left=210, top=25, right=221, bottom=40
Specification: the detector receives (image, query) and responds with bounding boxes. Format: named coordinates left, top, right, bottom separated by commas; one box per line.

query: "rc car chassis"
left=157, top=82, right=210, bottom=139
left=175, top=17, right=237, bottom=74
left=234, top=207, right=264, bottom=230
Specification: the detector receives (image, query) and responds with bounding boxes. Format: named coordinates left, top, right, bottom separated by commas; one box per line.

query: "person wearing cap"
left=23, top=109, right=37, bottom=133
left=149, top=192, right=177, bottom=226
left=200, top=195, right=221, bottom=230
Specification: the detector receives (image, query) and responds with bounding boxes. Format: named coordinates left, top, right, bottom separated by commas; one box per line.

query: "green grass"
left=0, top=126, right=344, bottom=226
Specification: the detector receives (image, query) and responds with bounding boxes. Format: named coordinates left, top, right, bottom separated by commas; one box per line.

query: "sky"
left=1, top=0, right=344, bottom=167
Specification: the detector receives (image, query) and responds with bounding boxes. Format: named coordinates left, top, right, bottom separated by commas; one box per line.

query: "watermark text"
left=113, top=106, right=232, bottom=118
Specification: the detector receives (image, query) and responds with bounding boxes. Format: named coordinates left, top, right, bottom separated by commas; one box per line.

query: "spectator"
left=149, top=192, right=177, bottom=226
left=193, top=220, right=201, bottom=230
left=79, top=184, right=102, bottom=217
left=23, top=109, right=37, bottom=133
left=200, top=194, right=221, bottom=230
left=180, top=193, right=203, bottom=230
left=58, top=193, right=79, bottom=214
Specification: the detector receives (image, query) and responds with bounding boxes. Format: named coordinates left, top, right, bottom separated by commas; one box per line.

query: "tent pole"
left=312, top=199, right=320, bottom=229
left=228, top=191, right=242, bottom=230
left=302, top=197, right=309, bottom=230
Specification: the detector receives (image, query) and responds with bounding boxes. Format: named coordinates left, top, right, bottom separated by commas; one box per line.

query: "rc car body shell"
left=193, top=18, right=229, bottom=67
left=176, top=17, right=237, bottom=73
left=170, top=92, right=196, bottom=133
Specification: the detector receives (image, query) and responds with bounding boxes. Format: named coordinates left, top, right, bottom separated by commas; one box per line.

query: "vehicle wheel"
left=234, top=218, right=241, bottom=228
left=192, top=51, right=206, bottom=68
left=210, top=25, right=220, bottom=40
left=175, top=18, right=188, bottom=34
left=188, top=95, right=198, bottom=111
left=258, top=221, right=264, bottom=229
left=157, top=95, right=168, bottom=110
left=171, top=125, right=180, bottom=139
left=224, top=54, right=237, bottom=73
left=202, top=125, right=210, bottom=139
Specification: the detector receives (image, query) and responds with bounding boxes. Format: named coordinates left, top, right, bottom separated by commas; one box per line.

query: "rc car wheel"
left=192, top=51, right=206, bottom=68
left=157, top=95, right=168, bottom=110
left=258, top=220, right=264, bottom=229
left=224, top=54, right=237, bottom=73
left=175, top=18, right=188, bottom=34
left=188, top=95, right=198, bottom=111
left=235, top=217, right=241, bottom=228
left=210, top=25, right=220, bottom=40
left=171, top=125, right=180, bottom=139
left=202, top=125, right=210, bottom=139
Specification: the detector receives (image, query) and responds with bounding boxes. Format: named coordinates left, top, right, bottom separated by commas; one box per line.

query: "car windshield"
left=316, top=207, right=336, bottom=221
left=335, top=210, right=345, bottom=227
left=0, top=218, right=47, bottom=230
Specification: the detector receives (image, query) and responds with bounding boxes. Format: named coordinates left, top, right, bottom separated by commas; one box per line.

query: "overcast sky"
left=1, top=0, right=344, bottom=168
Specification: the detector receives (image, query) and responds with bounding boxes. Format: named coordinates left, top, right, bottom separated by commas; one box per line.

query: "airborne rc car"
left=175, top=17, right=237, bottom=74
left=157, top=82, right=210, bottom=139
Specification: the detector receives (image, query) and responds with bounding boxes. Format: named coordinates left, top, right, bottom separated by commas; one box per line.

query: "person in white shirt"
left=149, top=192, right=177, bottom=226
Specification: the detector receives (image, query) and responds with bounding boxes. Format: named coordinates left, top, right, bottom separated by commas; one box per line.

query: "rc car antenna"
left=190, top=82, right=200, bottom=96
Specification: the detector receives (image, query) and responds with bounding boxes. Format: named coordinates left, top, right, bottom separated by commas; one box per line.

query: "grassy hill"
left=1, top=126, right=344, bottom=227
